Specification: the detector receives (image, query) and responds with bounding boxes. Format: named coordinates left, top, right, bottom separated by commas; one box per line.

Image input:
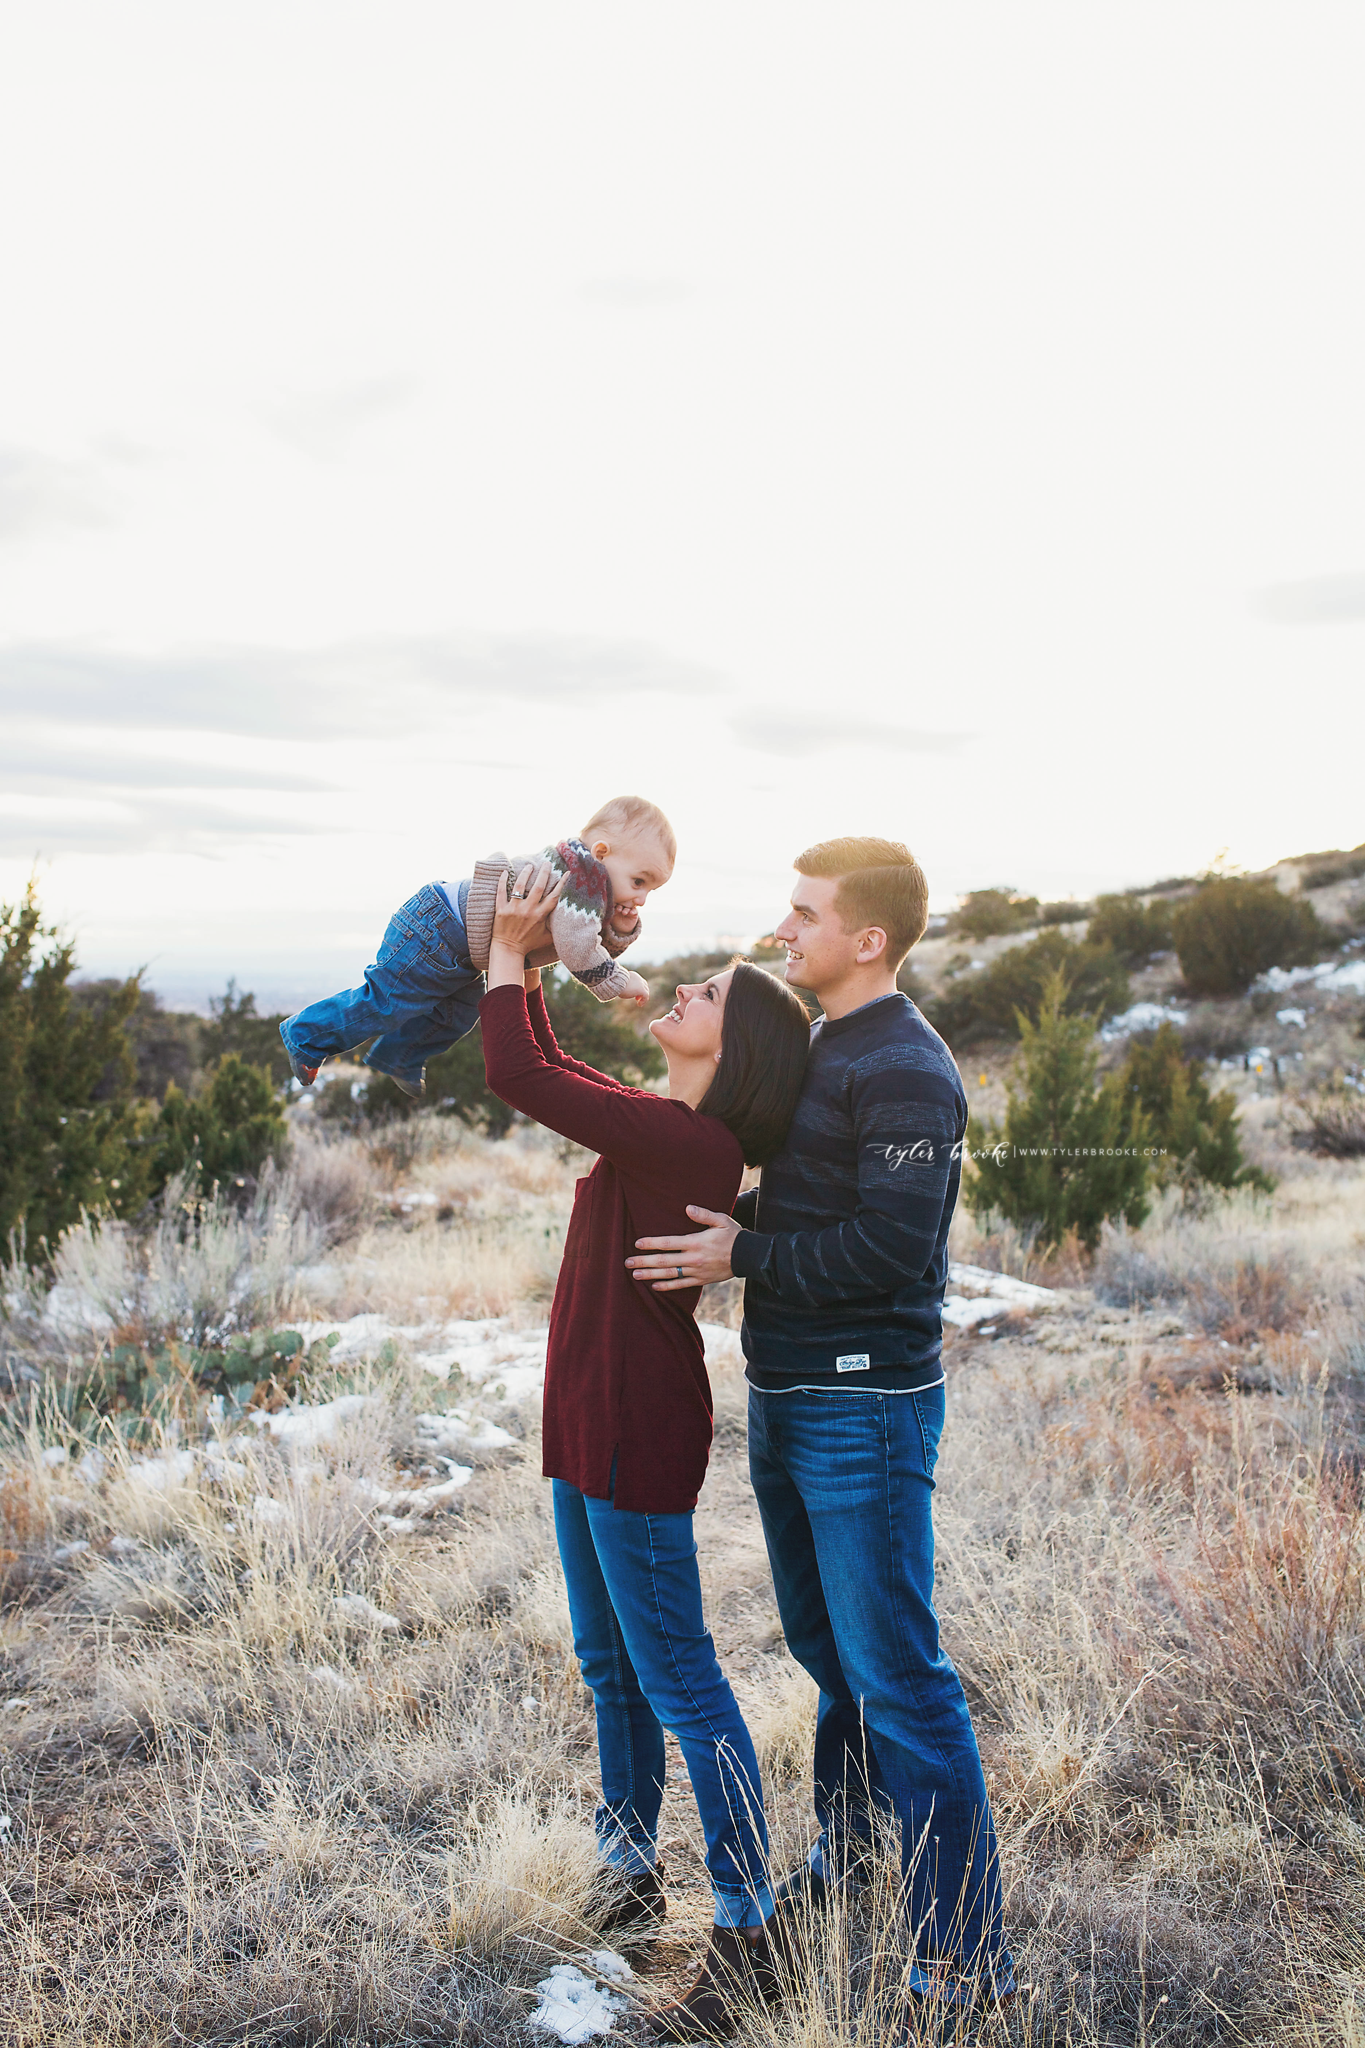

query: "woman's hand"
left=487, top=862, right=566, bottom=991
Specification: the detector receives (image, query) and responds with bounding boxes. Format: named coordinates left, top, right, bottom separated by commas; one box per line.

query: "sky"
left=2, top=4, right=1363, bottom=1009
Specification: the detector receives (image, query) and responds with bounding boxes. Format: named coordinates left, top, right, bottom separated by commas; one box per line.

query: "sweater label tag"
left=836, top=1354, right=871, bottom=1373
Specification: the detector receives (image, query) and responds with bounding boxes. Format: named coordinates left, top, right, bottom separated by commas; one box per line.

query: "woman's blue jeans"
left=552, top=1477, right=775, bottom=1930
left=747, top=1382, right=1013, bottom=2001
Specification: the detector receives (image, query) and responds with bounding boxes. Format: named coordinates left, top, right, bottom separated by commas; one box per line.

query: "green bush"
left=966, top=972, right=1150, bottom=1250
left=1171, top=876, right=1322, bottom=996
left=1038, top=899, right=1092, bottom=926
left=1086, top=893, right=1175, bottom=965
left=1120, top=1022, right=1272, bottom=1192
left=930, top=928, right=1130, bottom=1046
left=951, top=888, right=1040, bottom=940
left=149, top=1054, right=287, bottom=1193
left=1, top=884, right=149, bottom=1251
left=200, top=979, right=293, bottom=1088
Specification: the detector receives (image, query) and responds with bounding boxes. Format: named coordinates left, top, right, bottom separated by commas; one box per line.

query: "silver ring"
left=677, top=1266, right=683, bottom=1279
left=510, top=890, right=523, bottom=899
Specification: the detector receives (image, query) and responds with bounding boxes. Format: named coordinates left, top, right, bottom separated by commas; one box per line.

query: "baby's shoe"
left=368, top=1064, right=426, bottom=1101
left=279, top=1023, right=320, bottom=1088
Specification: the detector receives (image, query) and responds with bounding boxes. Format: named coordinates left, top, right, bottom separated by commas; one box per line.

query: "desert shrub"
left=1176, top=1001, right=1265, bottom=1064
left=1038, top=898, right=1092, bottom=925
left=70, top=979, right=202, bottom=1101
left=200, top=979, right=293, bottom=1088
left=1121, top=1023, right=1273, bottom=1192
left=1298, top=842, right=1365, bottom=891
left=1092, top=1186, right=1311, bottom=1338
left=1087, top=892, right=1175, bottom=964
left=931, top=928, right=1130, bottom=1045
left=950, top=887, right=1040, bottom=939
left=15, top=1166, right=329, bottom=1349
left=1286, top=1078, right=1365, bottom=1159
left=0, top=883, right=149, bottom=1251
left=1172, top=875, right=1322, bottom=996
left=149, top=1055, right=287, bottom=1195
left=965, top=972, right=1150, bottom=1249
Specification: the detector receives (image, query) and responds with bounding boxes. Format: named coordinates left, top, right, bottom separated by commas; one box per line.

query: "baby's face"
left=594, top=833, right=673, bottom=923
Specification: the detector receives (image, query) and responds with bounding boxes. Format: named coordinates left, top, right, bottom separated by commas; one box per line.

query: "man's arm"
left=628, top=1061, right=961, bottom=1297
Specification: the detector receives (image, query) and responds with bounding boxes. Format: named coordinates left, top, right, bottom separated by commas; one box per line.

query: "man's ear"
left=857, top=926, right=889, bottom=964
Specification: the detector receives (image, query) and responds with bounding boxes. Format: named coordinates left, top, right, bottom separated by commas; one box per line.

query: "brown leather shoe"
left=648, top=1922, right=780, bottom=2042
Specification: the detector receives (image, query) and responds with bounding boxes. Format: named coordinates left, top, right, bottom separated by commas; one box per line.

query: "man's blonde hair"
left=581, top=795, right=676, bottom=866
left=795, top=836, right=929, bottom=967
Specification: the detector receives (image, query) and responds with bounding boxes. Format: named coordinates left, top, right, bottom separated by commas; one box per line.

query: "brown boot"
left=649, top=1922, right=780, bottom=2042
left=592, top=1859, right=667, bottom=1939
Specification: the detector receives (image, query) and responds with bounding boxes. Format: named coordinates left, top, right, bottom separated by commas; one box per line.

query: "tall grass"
left=1, top=1102, right=1363, bottom=2042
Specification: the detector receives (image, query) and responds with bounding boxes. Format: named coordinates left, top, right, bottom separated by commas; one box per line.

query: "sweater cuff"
left=730, top=1229, right=774, bottom=1283
left=572, top=958, right=637, bottom=1002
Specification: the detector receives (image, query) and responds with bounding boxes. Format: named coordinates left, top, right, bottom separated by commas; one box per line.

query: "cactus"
left=73, top=1325, right=341, bottom=1430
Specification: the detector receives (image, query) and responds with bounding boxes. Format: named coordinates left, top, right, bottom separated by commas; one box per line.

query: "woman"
left=480, top=861, right=810, bottom=2044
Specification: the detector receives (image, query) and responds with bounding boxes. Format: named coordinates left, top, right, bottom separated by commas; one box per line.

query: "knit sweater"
left=464, top=838, right=640, bottom=1001
left=730, top=991, right=967, bottom=1391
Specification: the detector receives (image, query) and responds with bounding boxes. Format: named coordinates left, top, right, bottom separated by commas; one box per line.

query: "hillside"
left=1, top=846, right=1363, bottom=2045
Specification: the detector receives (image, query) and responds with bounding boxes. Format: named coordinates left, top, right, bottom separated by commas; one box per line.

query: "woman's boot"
left=592, top=1860, right=667, bottom=1939
left=649, top=1921, right=780, bottom=2042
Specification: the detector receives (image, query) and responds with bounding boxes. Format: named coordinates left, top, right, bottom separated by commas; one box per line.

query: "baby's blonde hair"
left=580, top=795, right=676, bottom=866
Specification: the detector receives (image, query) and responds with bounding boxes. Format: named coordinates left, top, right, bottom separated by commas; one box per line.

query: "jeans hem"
left=904, top=1949, right=1016, bottom=2006
left=711, top=1881, right=776, bottom=1931
left=598, top=1839, right=658, bottom=1876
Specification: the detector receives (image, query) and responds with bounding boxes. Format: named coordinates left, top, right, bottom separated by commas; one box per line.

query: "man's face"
left=773, top=874, right=861, bottom=991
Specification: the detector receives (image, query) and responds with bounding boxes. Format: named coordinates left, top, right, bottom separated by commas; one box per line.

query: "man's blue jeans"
left=747, top=1383, right=1012, bottom=2000
left=552, top=1477, right=775, bottom=1931
left=281, top=882, right=484, bottom=1090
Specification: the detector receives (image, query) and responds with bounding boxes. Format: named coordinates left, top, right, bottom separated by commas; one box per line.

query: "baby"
left=280, top=794, right=673, bottom=1099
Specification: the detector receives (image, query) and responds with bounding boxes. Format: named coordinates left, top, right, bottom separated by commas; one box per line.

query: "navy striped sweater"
left=731, top=991, right=967, bottom=1391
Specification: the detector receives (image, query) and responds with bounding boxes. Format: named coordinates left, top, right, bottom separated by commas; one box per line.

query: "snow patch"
left=362, top=1460, right=473, bottom=1522
left=309, top=1664, right=357, bottom=1694
left=41, top=1286, right=114, bottom=1339
left=333, top=1593, right=400, bottom=1631
left=1276, top=1008, right=1307, bottom=1028
left=415, top=1410, right=514, bottom=1454
left=943, top=1263, right=1056, bottom=1331
left=1099, top=1002, right=1189, bottom=1043
left=1256, top=959, right=1365, bottom=997
left=250, top=1393, right=372, bottom=1444
left=529, top=1963, right=630, bottom=2043
left=587, top=1951, right=634, bottom=1985
left=129, top=1450, right=198, bottom=1491
left=700, top=1322, right=745, bottom=1370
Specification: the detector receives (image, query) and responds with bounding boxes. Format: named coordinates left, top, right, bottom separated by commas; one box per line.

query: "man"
left=628, top=837, right=1013, bottom=2033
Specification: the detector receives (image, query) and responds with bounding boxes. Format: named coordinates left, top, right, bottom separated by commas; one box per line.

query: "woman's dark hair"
left=698, top=961, right=811, bottom=1167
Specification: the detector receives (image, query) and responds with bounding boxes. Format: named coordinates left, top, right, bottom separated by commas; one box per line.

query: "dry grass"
left=1, top=1104, right=1363, bottom=2042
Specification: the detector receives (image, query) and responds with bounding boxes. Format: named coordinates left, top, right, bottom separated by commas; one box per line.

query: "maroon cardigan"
left=480, top=982, right=743, bottom=1513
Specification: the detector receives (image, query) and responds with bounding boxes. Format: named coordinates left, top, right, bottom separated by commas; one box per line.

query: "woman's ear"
left=715, top=1050, right=722, bottom=1062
